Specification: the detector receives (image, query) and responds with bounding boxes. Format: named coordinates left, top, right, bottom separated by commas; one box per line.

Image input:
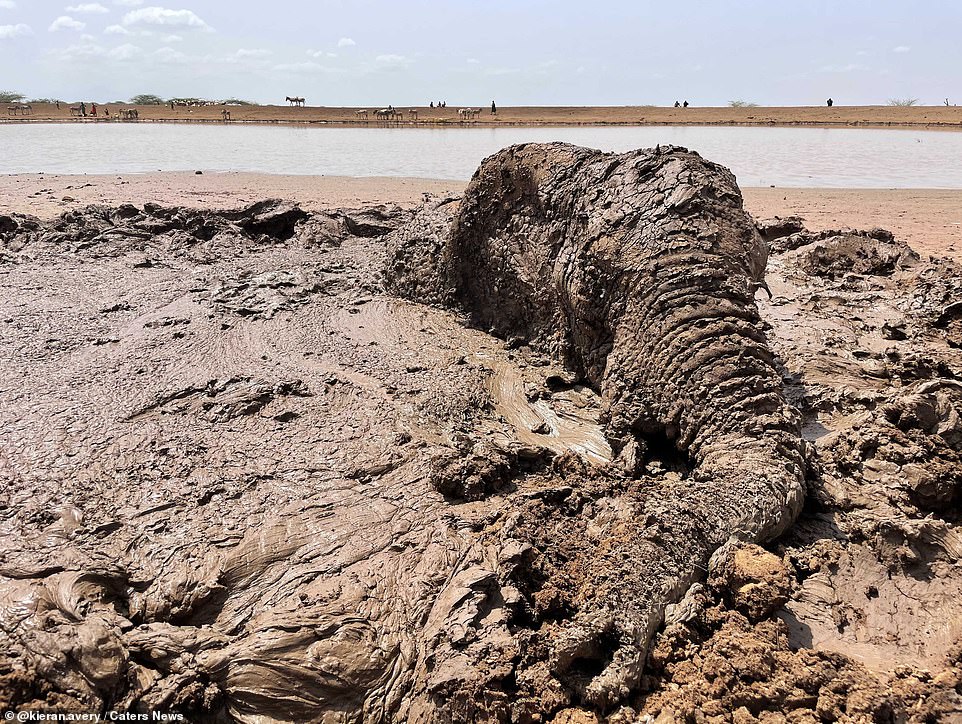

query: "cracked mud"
left=1, top=144, right=961, bottom=722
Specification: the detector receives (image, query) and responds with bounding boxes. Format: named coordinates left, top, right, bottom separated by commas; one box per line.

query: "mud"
left=1, top=145, right=961, bottom=723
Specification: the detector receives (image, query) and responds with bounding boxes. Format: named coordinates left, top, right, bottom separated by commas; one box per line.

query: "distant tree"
left=0, top=91, right=26, bottom=103
left=221, top=98, right=259, bottom=106
left=129, top=94, right=165, bottom=105
left=29, top=98, right=60, bottom=104
left=887, top=98, right=919, bottom=107
left=728, top=100, right=759, bottom=108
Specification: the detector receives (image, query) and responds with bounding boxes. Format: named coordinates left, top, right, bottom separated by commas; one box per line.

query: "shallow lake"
left=3, top=122, right=962, bottom=188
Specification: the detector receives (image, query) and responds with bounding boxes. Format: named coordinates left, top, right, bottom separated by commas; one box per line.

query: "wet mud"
left=1, top=145, right=961, bottom=722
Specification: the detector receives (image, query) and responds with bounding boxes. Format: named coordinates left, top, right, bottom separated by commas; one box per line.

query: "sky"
left=1, top=0, right=960, bottom=106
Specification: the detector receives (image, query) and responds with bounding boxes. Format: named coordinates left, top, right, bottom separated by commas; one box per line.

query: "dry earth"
left=3, top=104, right=962, bottom=130
left=0, top=148, right=961, bottom=723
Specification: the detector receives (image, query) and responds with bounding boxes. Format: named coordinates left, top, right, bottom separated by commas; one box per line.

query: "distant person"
left=683, top=100, right=689, bottom=108
left=491, top=100, right=496, bottom=114
left=430, top=101, right=434, bottom=108
left=827, top=98, right=834, bottom=107
left=674, top=100, right=680, bottom=108
left=91, top=103, right=97, bottom=117
left=56, top=101, right=60, bottom=110
left=80, top=101, right=86, bottom=117
left=104, top=107, right=109, bottom=117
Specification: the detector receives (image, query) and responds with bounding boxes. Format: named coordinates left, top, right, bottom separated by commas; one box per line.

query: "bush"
left=221, top=98, right=258, bottom=106
left=887, top=98, right=919, bottom=107
left=29, top=98, right=60, bottom=104
left=0, top=91, right=26, bottom=103
left=729, top=100, right=759, bottom=108
left=129, top=94, right=165, bottom=105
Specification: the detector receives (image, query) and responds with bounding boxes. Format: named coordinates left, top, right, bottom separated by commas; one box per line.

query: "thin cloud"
left=235, top=48, right=272, bottom=58
left=0, top=1, right=17, bottom=10
left=66, top=3, right=109, bottom=13
left=893, top=45, right=911, bottom=53
left=113, top=0, right=143, bottom=5
left=336, top=37, right=355, bottom=47
left=122, top=7, right=212, bottom=32
left=49, top=15, right=86, bottom=32
left=374, top=53, right=412, bottom=68
left=0, top=22, right=31, bottom=37
left=273, top=60, right=341, bottom=74
left=50, top=39, right=143, bottom=61
left=152, top=45, right=187, bottom=62
left=109, top=41, right=140, bottom=59
left=104, top=23, right=129, bottom=34
left=819, top=62, right=870, bottom=74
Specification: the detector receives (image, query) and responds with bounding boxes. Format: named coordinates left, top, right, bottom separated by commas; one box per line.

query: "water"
left=3, top=122, right=962, bottom=188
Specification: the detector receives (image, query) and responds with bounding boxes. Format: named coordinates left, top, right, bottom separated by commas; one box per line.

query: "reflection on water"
left=3, top=122, right=962, bottom=188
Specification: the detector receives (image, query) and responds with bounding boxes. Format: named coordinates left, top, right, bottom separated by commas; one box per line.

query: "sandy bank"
left=2, top=172, right=960, bottom=262
left=4, top=103, right=962, bottom=130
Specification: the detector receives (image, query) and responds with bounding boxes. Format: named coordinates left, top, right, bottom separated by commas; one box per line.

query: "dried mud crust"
left=0, top=144, right=959, bottom=724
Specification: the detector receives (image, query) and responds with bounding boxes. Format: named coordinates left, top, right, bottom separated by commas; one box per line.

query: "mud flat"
left=1, top=145, right=961, bottom=722
left=4, top=103, right=962, bottom=130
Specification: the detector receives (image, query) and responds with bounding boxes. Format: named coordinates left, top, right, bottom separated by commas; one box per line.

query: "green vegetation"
left=129, top=94, right=165, bottom=105
left=29, top=98, right=61, bottom=104
left=221, top=98, right=259, bottom=106
left=0, top=91, right=26, bottom=103
left=887, top=98, right=919, bottom=107
left=728, top=100, right=759, bottom=108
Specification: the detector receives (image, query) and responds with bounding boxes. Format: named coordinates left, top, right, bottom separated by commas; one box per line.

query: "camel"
left=286, top=96, right=305, bottom=107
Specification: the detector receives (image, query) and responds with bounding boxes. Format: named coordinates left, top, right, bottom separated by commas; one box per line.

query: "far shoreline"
left=2, top=103, right=961, bottom=131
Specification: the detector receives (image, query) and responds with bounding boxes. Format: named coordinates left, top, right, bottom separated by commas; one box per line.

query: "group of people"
left=73, top=102, right=113, bottom=117
left=425, top=100, right=497, bottom=114
left=673, top=100, right=690, bottom=108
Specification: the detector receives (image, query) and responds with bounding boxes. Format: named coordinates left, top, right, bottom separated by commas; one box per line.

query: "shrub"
left=129, top=94, right=165, bottom=105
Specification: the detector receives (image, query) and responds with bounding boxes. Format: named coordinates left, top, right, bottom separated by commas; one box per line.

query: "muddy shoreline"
left=2, top=153, right=961, bottom=721
left=3, top=173, right=961, bottom=263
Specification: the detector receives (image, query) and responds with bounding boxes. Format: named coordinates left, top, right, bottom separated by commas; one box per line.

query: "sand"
left=2, top=172, right=960, bottom=262
left=4, top=102, right=962, bottom=130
